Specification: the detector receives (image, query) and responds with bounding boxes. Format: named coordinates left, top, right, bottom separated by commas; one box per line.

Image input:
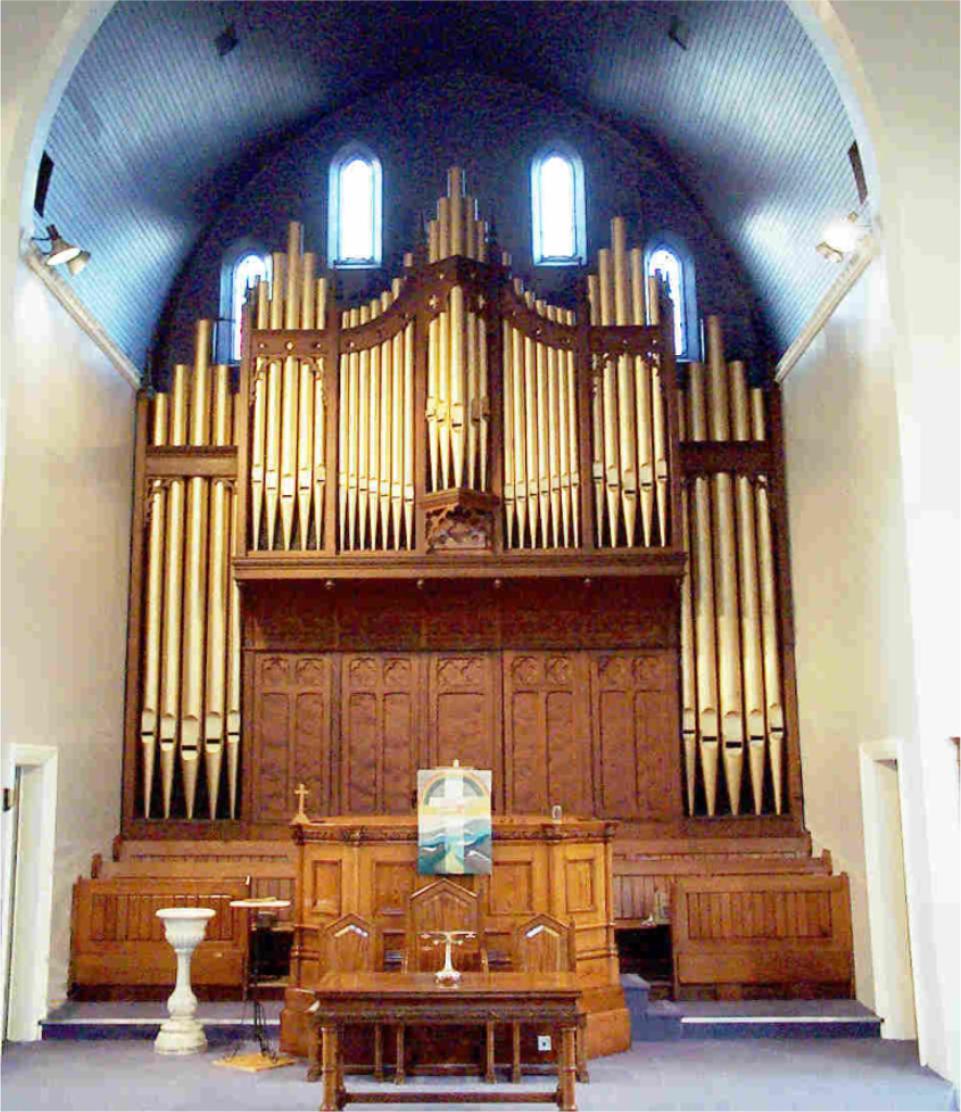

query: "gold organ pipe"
left=313, top=277, right=328, bottom=548
left=204, top=363, right=231, bottom=818
left=357, top=304, right=371, bottom=548
left=391, top=320, right=405, bottom=545
left=225, top=495, right=241, bottom=818
left=752, top=389, right=784, bottom=813
left=612, top=218, right=638, bottom=546
left=706, top=318, right=743, bottom=813
left=647, top=272, right=670, bottom=543
left=512, top=325, right=528, bottom=546
left=565, top=309, right=580, bottom=546
left=597, top=248, right=620, bottom=545
left=428, top=220, right=439, bottom=264
left=346, top=307, right=360, bottom=548
left=466, top=297, right=478, bottom=488
left=503, top=319, right=515, bottom=544
left=159, top=364, right=188, bottom=819
left=264, top=252, right=285, bottom=550
left=297, top=359, right=314, bottom=548
left=402, top=321, right=415, bottom=547
left=546, top=307, right=561, bottom=546
left=680, top=482, right=698, bottom=814
left=427, top=313, right=439, bottom=492
left=688, top=362, right=719, bottom=816
left=449, top=167, right=463, bottom=257
left=379, top=291, right=393, bottom=547
left=367, top=298, right=381, bottom=548
left=534, top=304, right=550, bottom=545
left=523, top=326, right=539, bottom=545
left=141, top=394, right=168, bottom=818
left=249, top=279, right=269, bottom=549
left=731, top=362, right=766, bottom=814
left=449, top=285, right=466, bottom=488
left=631, top=248, right=654, bottom=546
left=477, top=307, right=489, bottom=491
left=181, top=319, right=213, bottom=819
left=587, top=274, right=604, bottom=545
left=555, top=311, right=571, bottom=546
left=437, top=197, right=450, bottom=260
left=338, top=333, right=349, bottom=548
left=438, top=305, right=451, bottom=489
left=302, top=252, right=316, bottom=329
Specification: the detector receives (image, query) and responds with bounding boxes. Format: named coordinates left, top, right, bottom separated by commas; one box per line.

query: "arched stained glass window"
left=645, top=239, right=698, bottom=360
left=329, top=144, right=382, bottom=268
left=230, top=251, right=268, bottom=362
left=531, top=144, right=585, bottom=266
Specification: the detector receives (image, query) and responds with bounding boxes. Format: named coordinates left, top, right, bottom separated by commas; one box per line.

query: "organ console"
left=122, top=166, right=799, bottom=833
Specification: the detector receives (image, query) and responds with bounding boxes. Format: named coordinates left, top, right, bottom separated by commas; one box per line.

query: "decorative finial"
left=290, top=782, right=310, bottom=826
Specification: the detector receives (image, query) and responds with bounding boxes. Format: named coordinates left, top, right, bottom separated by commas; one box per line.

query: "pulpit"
left=280, top=814, right=629, bottom=1068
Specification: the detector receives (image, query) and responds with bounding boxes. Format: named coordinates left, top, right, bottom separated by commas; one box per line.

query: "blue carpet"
left=1, top=1037, right=953, bottom=1111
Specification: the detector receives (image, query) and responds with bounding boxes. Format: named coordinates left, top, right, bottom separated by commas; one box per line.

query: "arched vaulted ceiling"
left=38, top=0, right=858, bottom=372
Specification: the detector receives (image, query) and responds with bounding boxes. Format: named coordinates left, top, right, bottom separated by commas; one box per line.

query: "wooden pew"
left=671, top=873, right=854, bottom=999
left=70, top=877, right=250, bottom=997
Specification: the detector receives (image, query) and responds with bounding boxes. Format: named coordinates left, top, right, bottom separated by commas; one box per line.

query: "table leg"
left=485, top=1020, right=496, bottom=1083
left=576, top=1013, right=590, bottom=1084
left=511, top=1021, right=522, bottom=1084
left=320, top=1024, right=341, bottom=1112
left=373, top=1023, right=384, bottom=1082
left=394, top=1023, right=405, bottom=1084
left=557, top=1023, right=578, bottom=1112
left=307, top=1018, right=321, bottom=1083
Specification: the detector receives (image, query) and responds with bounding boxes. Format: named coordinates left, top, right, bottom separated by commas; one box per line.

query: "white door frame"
left=2, top=744, right=58, bottom=1042
left=859, top=737, right=918, bottom=1041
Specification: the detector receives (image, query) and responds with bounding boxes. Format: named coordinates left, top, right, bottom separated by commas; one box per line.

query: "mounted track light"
left=34, top=223, right=90, bottom=272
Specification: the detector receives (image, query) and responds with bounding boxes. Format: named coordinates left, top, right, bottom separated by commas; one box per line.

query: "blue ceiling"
left=39, top=0, right=857, bottom=372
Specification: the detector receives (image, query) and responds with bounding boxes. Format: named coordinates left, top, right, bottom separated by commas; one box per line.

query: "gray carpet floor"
left=1, top=1037, right=954, bottom=1111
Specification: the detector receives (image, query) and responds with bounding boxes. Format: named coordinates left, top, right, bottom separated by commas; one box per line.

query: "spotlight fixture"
left=33, top=224, right=90, bottom=272
left=816, top=211, right=870, bottom=262
left=815, top=241, right=844, bottom=264
left=67, top=250, right=92, bottom=276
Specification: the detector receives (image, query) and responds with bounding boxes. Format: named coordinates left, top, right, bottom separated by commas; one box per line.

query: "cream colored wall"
left=791, top=1, right=959, bottom=1084
left=782, top=255, right=914, bottom=1012
left=0, top=259, right=134, bottom=1006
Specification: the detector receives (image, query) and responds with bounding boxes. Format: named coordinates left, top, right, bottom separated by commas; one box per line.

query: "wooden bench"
left=70, top=877, right=250, bottom=996
left=671, top=873, right=854, bottom=999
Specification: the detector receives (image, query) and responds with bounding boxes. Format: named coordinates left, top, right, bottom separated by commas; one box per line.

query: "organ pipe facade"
left=126, top=168, right=795, bottom=826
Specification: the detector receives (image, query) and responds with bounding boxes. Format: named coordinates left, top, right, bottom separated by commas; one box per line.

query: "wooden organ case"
left=101, top=168, right=853, bottom=1042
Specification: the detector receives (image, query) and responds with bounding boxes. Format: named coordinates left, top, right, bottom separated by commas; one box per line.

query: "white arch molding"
left=1, top=1, right=956, bottom=1084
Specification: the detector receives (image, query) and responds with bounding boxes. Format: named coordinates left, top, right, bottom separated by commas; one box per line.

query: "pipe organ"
left=124, top=167, right=798, bottom=834
left=677, top=319, right=786, bottom=818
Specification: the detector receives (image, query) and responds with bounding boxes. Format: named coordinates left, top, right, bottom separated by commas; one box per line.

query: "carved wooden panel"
left=590, top=651, right=680, bottom=821
left=341, top=654, right=419, bottom=814
left=309, top=859, right=343, bottom=918
left=503, top=652, right=592, bottom=815
left=427, top=653, right=502, bottom=807
left=251, top=653, right=331, bottom=822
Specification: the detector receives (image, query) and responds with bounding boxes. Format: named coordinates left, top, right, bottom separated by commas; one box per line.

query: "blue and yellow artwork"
left=417, top=767, right=492, bottom=876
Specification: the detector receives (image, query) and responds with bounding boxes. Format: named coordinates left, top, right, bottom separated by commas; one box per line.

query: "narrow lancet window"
left=329, top=145, right=382, bottom=268
left=230, top=252, right=267, bottom=362
left=647, top=246, right=687, bottom=358
left=531, top=145, right=585, bottom=266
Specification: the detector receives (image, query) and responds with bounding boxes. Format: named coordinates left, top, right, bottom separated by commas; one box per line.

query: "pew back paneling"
left=672, top=873, right=854, bottom=999
left=71, top=877, right=250, bottom=995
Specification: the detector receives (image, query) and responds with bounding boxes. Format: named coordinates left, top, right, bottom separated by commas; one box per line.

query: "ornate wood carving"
left=341, top=653, right=419, bottom=814
left=251, top=652, right=331, bottom=822
left=423, top=490, right=498, bottom=553
left=590, top=651, right=680, bottom=822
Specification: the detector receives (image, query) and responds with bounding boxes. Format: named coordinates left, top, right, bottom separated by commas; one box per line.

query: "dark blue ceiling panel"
left=38, top=0, right=857, bottom=372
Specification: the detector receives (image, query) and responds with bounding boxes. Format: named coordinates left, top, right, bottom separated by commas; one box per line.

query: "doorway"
left=2, top=745, right=58, bottom=1043
left=860, top=739, right=917, bottom=1041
